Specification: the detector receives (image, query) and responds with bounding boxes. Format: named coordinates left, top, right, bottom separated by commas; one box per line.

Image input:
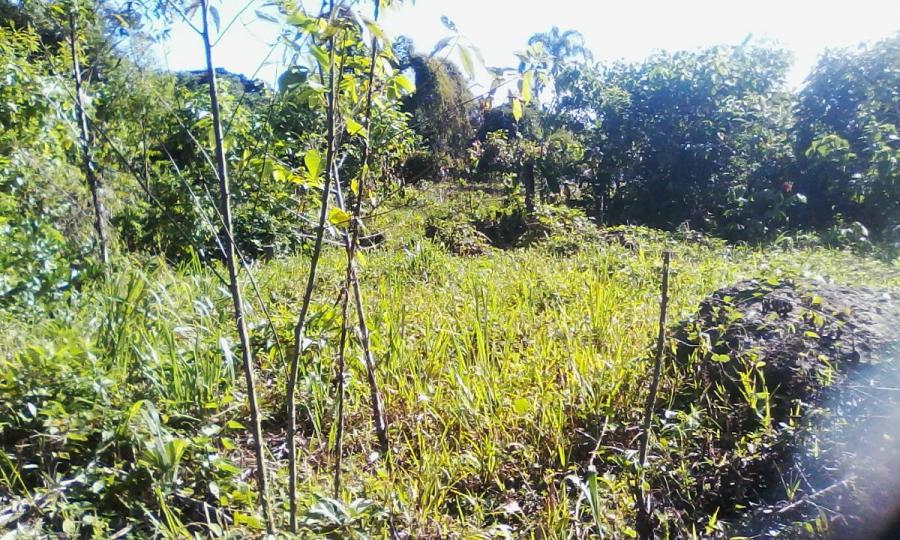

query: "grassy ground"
left=2, top=188, right=898, bottom=538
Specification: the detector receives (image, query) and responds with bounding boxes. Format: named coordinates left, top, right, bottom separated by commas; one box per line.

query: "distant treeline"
left=408, top=29, right=899, bottom=243
left=1, top=1, right=898, bottom=311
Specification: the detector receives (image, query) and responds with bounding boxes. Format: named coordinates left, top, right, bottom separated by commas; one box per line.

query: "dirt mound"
left=673, top=279, right=899, bottom=422
left=649, top=278, right=900, bottom=537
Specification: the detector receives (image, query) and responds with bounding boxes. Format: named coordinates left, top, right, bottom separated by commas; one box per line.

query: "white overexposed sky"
left=155, top=0, right=900, bottom=92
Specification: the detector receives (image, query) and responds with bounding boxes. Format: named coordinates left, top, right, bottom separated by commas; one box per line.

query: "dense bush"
left=0, top=269, right=260, bottom=536
left=0, top=16, right=421, bottom=266
left=402, top=55, right=476, bottom=171
left=0, top=26, right=94, bottom=312
left=557, top=44, right=800, bottom=236
left=793, top=33, right=900, bottom=238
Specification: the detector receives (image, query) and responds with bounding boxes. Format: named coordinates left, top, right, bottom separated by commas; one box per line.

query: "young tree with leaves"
left=68, top=4, right=109, bottom=264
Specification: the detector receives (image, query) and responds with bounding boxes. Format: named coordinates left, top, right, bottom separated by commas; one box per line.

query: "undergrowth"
left=1, top=187, right=898, bottom=538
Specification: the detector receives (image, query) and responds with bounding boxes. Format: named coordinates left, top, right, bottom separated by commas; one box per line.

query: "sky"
left=154, top=0, right=900, bottom=91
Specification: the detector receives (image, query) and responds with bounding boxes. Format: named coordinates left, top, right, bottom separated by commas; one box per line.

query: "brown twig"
left=287, top=1, right=339, bottom=530
left=199, top=0, right=273, bottom=532
left=635, top=250, right=671, bottom=539
left=68, top=6, right=109, bottom=265
left=777, top=478, right=853, bottom=514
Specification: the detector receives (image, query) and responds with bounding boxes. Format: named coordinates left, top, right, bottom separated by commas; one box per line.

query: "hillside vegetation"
left=3, top=190, right=899, bottom=538
left=1, top=1, right=898, bottom=538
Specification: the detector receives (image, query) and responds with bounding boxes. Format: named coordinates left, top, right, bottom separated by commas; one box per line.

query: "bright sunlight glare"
left=155, top=0, right=900, bottom=90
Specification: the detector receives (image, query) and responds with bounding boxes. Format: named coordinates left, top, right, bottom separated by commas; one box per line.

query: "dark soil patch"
left=650, top=278, right=900, bottom=538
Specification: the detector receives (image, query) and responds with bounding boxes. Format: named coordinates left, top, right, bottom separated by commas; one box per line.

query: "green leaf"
left=328, top=207, right=351, bottom=229
left=255, top=9, right=279, bottom=24
left=458, top=46, right=475, bottom=79
left=304, top=149, right=322, bottom=181
left=512, top=397, right=530, bottom=414
left=440, top=15, right=458, bottom=32
left=111, top=13, right=130, bottom=30
left=299, top=86, right=325, bottom=109
left=706, top=507, right=720, bottom=534
left=310, top=45, right=330, bottom=71
left=287, top=12, right=317, bottom=32
left=364, top=19, right=387, bottom=44
left=430, top=37, right=453, bottom=57
left=470, top=44, right=486, bottom=68
left=233, top=511, right=265, bottom=530
left=278, top=67, right=308, bottom=92
left=520, top=70, right=533, bottom=104
left=260, top=158, right=272, bottom=181
left=212, top=458, right=240, bottom=475
left=208, top=6, right=220, bottom=32
left=225, top=420, right=245, bottom=430
left=345, top=116, right=365, bottom=137
left=511, top=97, right=523, bottom=122
left=393, top=74, right=415, bottom=93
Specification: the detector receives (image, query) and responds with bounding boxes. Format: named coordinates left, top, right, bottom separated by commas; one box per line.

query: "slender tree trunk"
left=352, top=279, right=390, bottom=455
left=332, top=285, right=350, bottom=497
left=546, top=174, right=560, bottom=196
left=329, top=21, right=390, bottom=462
left=635, top=251, right=671, bottom=540
left=199, top=1, right=272, bottom=532
left=325, top=15, right=393, bottom=527
left=139, top=97, right=151, bottom=197
left=287, top=2, right=338, bottom=530
left=354, top=25, right=391, bottom=460
left=69, top=10, right=109, bottom=265
left=591, top=169, right=605, bottom=223
left=521, top=160, right=536, bottom=216
left=326, top=3, right=391, bottom=515
left=332, top=172, right=391, bottom=460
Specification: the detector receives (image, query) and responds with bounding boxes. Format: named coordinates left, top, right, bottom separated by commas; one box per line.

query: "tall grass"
left=1, top=204, right=898, bottom=537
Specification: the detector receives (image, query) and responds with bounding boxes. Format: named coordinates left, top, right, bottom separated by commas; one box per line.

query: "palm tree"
left=527, top=27, right=592, bottom=96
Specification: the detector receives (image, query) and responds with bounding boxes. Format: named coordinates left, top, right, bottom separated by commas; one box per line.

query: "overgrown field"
left=2, top=190, right=899, bottom=538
